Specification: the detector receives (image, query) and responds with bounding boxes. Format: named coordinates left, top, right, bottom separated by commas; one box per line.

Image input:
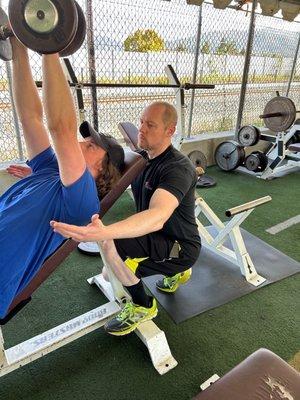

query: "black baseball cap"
left=80, top=121, right=125, bottom=173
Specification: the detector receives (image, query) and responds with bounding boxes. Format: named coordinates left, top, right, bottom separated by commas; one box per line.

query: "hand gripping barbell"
left=0, top=0, right=86, bottom=61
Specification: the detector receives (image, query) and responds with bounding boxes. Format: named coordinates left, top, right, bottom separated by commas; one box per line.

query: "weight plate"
left=196, top=175, right=216, bottom=188
left=59, top=1, right=86, bottom=57
left=188, top=150, right=207, bottom=170
left=9, top=0, right=78, bottom=54
left=245, top=153, right=260, bottom=172
left=258, top=152, right=268, bottom=171
left=245, top=151, right=268, bottom=172
left=263, top=96, right=296, bottom=132
left=237, top=125, right=260, bottom=147
left=214, top=141, right=245, bottom=171
left=0, top=8, right=12, bottom=61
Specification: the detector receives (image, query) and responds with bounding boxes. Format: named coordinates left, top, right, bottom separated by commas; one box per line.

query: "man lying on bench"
left=52, top=101, right=201, bottom=336
left=0, top=39, right=124, bottom=319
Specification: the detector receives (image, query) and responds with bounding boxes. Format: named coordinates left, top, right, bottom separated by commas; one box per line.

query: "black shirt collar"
left=147, top=145, right=173, bottom=164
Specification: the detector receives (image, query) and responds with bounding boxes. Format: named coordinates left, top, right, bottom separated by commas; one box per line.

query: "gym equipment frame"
left=0, top=275, right=176, bottom=377
left=239, top=123, right=300, bottom=180
left=195, top=195, right=272, bottom=286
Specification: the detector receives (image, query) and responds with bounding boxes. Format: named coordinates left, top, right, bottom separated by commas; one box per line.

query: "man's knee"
left=100, top=239, right=115, bottom=254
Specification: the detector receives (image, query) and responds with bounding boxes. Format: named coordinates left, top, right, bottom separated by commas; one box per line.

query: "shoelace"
left=116, top=302, right=135, bottom=321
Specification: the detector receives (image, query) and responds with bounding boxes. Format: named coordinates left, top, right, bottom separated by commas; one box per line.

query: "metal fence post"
left=286, top=32, right=300, bottom=97
left=235, top=0, right=257, bottom=133
left=0, top=0, right=23, bottom=161
left=5, top=62, right=24, bottom=160
left=187, top=5, right=202, bottom=137
left=86, top=0, right=99, bottom=131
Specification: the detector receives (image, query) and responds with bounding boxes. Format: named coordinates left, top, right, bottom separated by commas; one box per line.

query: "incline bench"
left=0, top=149, right=177, bottom=377
left=194, top=348, right=300, bottom=400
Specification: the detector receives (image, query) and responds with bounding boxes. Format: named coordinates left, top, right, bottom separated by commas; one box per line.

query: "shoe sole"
left=156, top=284, right=179, bottom=293
left=105, top=310, right=158, bottom=336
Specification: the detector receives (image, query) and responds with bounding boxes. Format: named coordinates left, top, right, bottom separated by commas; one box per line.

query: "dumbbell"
left=0, top=0, right=86, bottom=62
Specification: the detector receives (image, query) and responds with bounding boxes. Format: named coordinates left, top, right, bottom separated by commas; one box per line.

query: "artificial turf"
left=0, top=167, right=299, bottom=400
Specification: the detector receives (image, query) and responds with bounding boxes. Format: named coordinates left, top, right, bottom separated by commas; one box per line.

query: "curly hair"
left=95, top=154, right=122, bottom=200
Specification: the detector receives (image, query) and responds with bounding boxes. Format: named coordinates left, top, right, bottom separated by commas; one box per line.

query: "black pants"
left=114, top=232, right=197, bottom=278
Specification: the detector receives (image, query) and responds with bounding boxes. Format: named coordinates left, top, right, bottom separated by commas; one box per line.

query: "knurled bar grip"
left=225, top=196, right=272, bottom=217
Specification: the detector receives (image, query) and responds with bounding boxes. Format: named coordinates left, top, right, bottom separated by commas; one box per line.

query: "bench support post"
left=195, top=197, right=268, bottom=286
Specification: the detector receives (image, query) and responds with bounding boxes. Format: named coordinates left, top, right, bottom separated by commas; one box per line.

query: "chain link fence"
left=0, top=0, right=299, bottom=162
left=242, top=14, right=300, bottom=128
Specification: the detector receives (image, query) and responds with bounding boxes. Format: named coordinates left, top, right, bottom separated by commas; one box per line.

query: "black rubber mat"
left=143, top=228, right=300, bottom=324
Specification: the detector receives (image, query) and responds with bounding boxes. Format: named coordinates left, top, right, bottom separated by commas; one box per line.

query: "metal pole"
left=286, top=32, right=300, bottom=97
left=235, top=0, right=257, bottom=133
left=0, top=0, right=24, bottom=161
left=86, top=0, right=99, bottom=130
left=188, top=5, right=202, bottom=137
left=5, top=63, right=24, bottom=160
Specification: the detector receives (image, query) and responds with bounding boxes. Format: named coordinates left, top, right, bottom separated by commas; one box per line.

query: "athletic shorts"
left=114, top=232, right=198, bottom=278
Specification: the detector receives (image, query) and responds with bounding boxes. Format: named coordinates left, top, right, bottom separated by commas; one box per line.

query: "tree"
left=201, top=41, right=211, bottom=54
left=216, top=38, right=239, bottom=55
left=124, top=29, right=165, bottom=52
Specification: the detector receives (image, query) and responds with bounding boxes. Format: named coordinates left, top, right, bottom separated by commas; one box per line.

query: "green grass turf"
left=1, top=168, right=299, bottom=400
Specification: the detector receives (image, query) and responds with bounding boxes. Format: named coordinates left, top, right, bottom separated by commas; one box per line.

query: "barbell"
left=259, top=95, right=299, bottom=132
left=0, top=0, right=86, bottom=61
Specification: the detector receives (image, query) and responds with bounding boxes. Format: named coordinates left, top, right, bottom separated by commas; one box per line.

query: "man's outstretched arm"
left=11, top=39, right=50, bottom=160
left=42, top=54, right=86, bottom=186
left=51, top=188, right=179, bottom=241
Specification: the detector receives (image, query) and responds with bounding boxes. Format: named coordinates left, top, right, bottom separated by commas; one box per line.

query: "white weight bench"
left=195, top=195, right=272, bottom=286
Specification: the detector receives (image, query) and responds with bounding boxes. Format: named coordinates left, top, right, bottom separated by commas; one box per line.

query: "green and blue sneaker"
left=156, top=268, right=192, bottom=293
left=104, top=298, right=158, bottom=336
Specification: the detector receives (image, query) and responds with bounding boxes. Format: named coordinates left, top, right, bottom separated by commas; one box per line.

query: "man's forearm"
left=11, top=39, right=43, bottom=122
left=42, top=54, right=77, bottom=137
left=101, top=209, right=165, bottom=240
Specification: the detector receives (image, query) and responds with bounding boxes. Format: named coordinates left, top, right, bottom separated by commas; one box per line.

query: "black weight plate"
left=0, top=8, right=12, bottom=61
left=263, top=96, right=296, bottom=132
left=258, top=152, right=268, bottom=171
left=59, top=1, right=86, bottom=57
left=237, top=125, right=260, bottom=147
left=245, top=151, right=268, bottom=172
left=9, top=0, right=78, bottom=54
left=196, top=175, right=216, bottom=188
left=214, top=141, right=245, bottom=171
left=188, top=150, right=208, bottom=170
left=245, top=153, right=261, bottom=172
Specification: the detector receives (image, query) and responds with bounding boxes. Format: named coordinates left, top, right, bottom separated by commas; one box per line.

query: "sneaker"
left=156, top=268, right=192, bottom=293
left=104, top=298, right=158, bottom=336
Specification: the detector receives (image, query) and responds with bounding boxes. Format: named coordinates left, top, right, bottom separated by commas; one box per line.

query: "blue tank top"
left=0, top=147, right=100, bottom=318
